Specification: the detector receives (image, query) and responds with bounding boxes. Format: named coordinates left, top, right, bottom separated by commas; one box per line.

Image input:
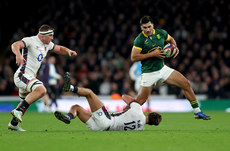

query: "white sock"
left=194, top=107, right=201, bottom=113
left=70, top=85, right=74, bottom=91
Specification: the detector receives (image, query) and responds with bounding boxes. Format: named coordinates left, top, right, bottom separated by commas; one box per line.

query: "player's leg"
left=63, top=72, right=104, bottom=112
left=54, top=104, right=91, bottom=124
left=135, top=86, right=152, bottom=105
left=77, top=87, right=104, bottom=112
left=164, top=70, right=196, bottom=101
left=8, top=94, right=27, bottom=131
left=25, top=85, right=47, bottom=104
left=122, top=94, right=135, bottom=105
left=11, top=79, right=46, bottom=122
left=134, top=71, right=159, bottom=106
left=164, top=70, right=211, bottom=120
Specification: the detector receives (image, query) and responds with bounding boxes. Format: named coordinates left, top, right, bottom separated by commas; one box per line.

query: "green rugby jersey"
left=133, top=29, right=169, bottom=73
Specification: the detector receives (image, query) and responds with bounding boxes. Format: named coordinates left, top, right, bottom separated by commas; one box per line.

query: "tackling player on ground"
left=131, top=16, right=211, bottom=120
left=54, top=72, right=162, bottom=131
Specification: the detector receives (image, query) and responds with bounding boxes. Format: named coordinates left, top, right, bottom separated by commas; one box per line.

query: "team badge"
left=157, top=34, right=161, bottom=39
left=144, top=39, right=148, bottom=44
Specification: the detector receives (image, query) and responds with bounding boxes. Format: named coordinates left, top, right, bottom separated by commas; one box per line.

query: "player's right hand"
left=16, top=55, right=26, bottom=66
left=151, top=47, right=165, bottom=59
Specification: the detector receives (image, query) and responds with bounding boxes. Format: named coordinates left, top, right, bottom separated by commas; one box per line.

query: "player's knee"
left=34, top=86, right=47, bottom=97
left=85, top=88, right=94, bottom=96
left=27, top=79, right=44, bottom=92
left=71, top=104, right=80, bottom=111
left=88, top=89, right=94, bottom=95
left=136, top=92, right=150, bottom=105
left=183, top=79, right=191, bottom=90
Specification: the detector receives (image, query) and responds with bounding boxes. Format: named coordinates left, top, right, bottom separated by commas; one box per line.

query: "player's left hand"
left=68, top=50, right=77, bottom=56
left=173, top=47, right=179, bottom=58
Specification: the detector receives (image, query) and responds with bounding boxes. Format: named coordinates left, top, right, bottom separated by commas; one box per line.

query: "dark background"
left=0, top=0, right=229, bottom=99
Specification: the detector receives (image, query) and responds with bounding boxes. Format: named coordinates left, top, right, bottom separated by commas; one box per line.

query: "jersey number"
left=124, top=121, right=136, bottom=131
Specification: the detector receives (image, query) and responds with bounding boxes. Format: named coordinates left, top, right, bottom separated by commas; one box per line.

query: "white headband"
left=39, top=30, right=54, bottom=35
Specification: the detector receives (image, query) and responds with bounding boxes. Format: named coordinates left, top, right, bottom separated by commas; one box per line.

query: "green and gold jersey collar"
left=142, top=29, right=156, bottom=38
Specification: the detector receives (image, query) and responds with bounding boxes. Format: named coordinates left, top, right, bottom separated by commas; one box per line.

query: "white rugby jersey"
left=109, top=102, right=146, bottom=131
left=15, top=35, right=54, bottom=83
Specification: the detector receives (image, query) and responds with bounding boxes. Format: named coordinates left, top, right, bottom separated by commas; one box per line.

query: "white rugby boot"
left=8, top=122, right=26, bottom=131
left=11, top=109, right=23, bottom=122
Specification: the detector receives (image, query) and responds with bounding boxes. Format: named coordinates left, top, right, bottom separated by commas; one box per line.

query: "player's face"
left=43, top=34, right=54, bottom=44
left=141, top=22, right=154, bottom=36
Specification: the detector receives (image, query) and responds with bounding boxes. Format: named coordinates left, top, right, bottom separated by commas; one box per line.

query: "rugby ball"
left=163, top=43, right=176, bottom=58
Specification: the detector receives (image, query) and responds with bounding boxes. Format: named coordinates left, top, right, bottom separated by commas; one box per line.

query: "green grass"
left=0, top=111, right=229, bottom=151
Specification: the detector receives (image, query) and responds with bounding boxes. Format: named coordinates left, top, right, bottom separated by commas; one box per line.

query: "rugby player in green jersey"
left=131, top=16, right=211, bottom=120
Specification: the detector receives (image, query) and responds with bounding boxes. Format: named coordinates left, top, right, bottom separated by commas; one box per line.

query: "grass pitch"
left=0, top=111, right=229, bottom=151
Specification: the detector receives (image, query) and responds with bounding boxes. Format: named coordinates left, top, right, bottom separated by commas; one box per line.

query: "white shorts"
left=14, top=72, right=43, bottom=94
left=85, top=106, right=112, bottom=131
left=141, top=65, right=174, bottom=87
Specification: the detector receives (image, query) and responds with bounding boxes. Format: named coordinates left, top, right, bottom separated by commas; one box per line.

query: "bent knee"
left=71, top=104, right=80, bottom=109
left=182, top=79, right=191, bottom=90
left=34, top=86, right=47, bottom=97
left=85, top=88, right=94, bottom=96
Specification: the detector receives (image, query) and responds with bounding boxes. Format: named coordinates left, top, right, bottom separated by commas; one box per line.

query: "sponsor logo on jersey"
left=37, top=54, right=44, bottom=62
left=97, top=111, right=103, bottom=116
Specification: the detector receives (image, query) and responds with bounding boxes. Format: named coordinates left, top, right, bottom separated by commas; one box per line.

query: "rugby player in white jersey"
left=54, top=72, right=162, bottom=131
left=8, top=25, right=77, bottom=131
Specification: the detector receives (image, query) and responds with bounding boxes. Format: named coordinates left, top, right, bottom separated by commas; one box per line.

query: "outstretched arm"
left=52, top=45, right=77, bottom=56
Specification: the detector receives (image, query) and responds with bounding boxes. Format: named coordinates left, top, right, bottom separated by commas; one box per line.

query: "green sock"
left=190, top=100, right=199, bottom=108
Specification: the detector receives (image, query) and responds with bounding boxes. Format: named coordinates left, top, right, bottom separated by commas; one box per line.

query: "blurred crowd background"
left=0, top=0, right=229, bottom=99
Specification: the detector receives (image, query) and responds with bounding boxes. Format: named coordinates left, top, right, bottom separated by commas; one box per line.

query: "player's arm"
left=11, top=41, right=26, bottom=66
left=131, top=46, right=164, bottom=62
left=122, top=94, right=135, bottom=105
left=165, top=34, right=177, bottom=47
left=165, top=34, right=179, bottom=58
left=52, top=45, right=77, bottom=56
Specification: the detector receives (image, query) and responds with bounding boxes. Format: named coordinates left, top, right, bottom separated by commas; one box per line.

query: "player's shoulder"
left=21, top=36, right=36, bottom=47
left=137, top=32, right=147, bottom=39
left=22, top=35, right=38, bottom=43
left=156, top=29, right=168, bottom=36
left=22, top=35, right=37, bottom=40
left=134, top=32, right=146, bottom=42
left=155, top=28, right=167, bottom=34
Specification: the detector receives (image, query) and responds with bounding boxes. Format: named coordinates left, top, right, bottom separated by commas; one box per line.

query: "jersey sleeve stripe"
left=22, top=40, right=27, bottom=48
left=51, top=44, right=56, bottom=50
left=110, top=109, right=128, bottom=117
left=102, top=106, right=111, bottom=119
left=133, top=46, right=142, bottom=50
left=165, top=34, right=169, bottom=41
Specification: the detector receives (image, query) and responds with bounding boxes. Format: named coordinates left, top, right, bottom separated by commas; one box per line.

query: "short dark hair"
left=39, top=24, right=54, bottom=32
left=148, top=112, right=162, bottom=126
left=140, top=16, right=153, bottom=25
